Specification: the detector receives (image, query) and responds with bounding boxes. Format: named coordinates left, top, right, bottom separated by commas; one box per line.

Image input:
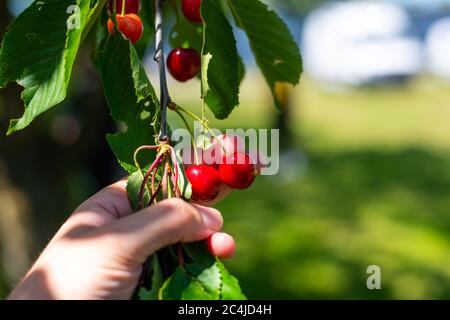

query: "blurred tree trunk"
left=274, top=83, right=297, bottom=150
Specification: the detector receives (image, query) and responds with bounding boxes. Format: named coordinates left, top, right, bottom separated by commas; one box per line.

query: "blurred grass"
left=296, top=77, right=450, bottom=153
left=221, top=149, right=450, bottom=299
left=168, top=73, right=450, bottom=299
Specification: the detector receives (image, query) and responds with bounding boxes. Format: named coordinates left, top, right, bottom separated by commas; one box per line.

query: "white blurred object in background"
left=302, top=1, right=423, bottom=86
left=426, top=17, right=450, bottom=80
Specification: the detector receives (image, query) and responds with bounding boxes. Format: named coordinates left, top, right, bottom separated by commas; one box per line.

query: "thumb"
left=95, top=198, right=223, bottom=263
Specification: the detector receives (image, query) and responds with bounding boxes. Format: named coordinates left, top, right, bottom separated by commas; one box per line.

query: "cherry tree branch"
left=154, top=0, right=171, bottom=141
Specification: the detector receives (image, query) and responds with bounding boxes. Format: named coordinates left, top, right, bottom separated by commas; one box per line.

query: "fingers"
left=98, top=199, right=223, bottom=263
left=64, top=178, right=235, bottom=264
left=207, top=232, right=235, bottom=259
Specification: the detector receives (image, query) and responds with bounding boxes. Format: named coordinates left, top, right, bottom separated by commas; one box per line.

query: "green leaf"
left=185, top=262, right=221, bottom=299
left=82, top=0, right=108, bottom=42
left=159, top=242, right=246, bottom=300
left=201, top=0, right=240, bottom=120
left=159, top=266, right=212, bottom=300
left=216, top=260, right=247, bottom=300
left=126, top=170, right=151, bottom=211
left=184, top=241, right=215, bottom=265
left=96, top=34, right=159, bottom=173
left=137, top=255, right=163, bottom=300
left=226, top=0, right=302, bottom=109
left=0, top=0, right=106, bottom=135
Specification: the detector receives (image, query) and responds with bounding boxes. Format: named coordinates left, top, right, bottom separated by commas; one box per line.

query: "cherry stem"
left=149, top=179, right=162, bottom=206
left=175, top=105, right=229, bottom=156
left=176, top=105, right=206, bottom=126
left=121, top=0, right=126, bottom=16
left=155, top=0, right=171, bottom=142
left=167, top=163, right=173, bottom=199
left=177, top=244, right=184, bottom=266
left=151, top=165, right=157, bottom=195
left=139, top=153, right=164, bottom=209
left=133, top=145, right=159, bottom=173
left=200, top=18, right=208, bottom=148
left=171, top=0, right=182, bottom=48
left=173, top=109, right=200, bottom=165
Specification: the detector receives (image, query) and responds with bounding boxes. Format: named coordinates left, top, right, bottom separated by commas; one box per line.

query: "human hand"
left=8, top=179, right=235, bottom=300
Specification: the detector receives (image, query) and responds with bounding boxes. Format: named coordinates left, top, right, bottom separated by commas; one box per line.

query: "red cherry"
left=199, top=134, right=246, bottom=169
left=186, top=165, right=221, bottom=202
left=201, top=149, right=220, bottom=170
left=219, top=152, right=257, bottom=190
left=108, top=0, right=141, bottom=15
left=167, top=48, right=201, bottom=82
left=182, top=0, right=202, bottom=23
left=107, top=14, right=143, bottom=44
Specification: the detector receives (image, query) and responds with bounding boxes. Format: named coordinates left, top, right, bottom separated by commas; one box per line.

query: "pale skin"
left=8, top=179, right=235, bottom=300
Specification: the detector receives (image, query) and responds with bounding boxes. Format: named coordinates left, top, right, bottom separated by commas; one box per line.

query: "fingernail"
left=196, top=206, right=223, bottom=230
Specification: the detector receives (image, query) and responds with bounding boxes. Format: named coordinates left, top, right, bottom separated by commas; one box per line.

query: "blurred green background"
left=172, top=74, right=450, bottom=300
left=1, top=0, right=450, bottom=299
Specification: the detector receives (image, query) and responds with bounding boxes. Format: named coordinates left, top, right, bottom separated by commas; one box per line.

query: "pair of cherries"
left=107, top=0, right=143, bottom=44
left=186, top=136, right=258, bottom=202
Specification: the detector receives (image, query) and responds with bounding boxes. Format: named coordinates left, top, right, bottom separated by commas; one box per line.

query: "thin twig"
left=178, top=244, right=184, bottom=266
left=169, top=146, right=182, bottom=198
left=139, top=154, right=164, bottom=209
left=151, top=166, right=158, bottom=195
left=149, top=180, right=162, bottom=205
